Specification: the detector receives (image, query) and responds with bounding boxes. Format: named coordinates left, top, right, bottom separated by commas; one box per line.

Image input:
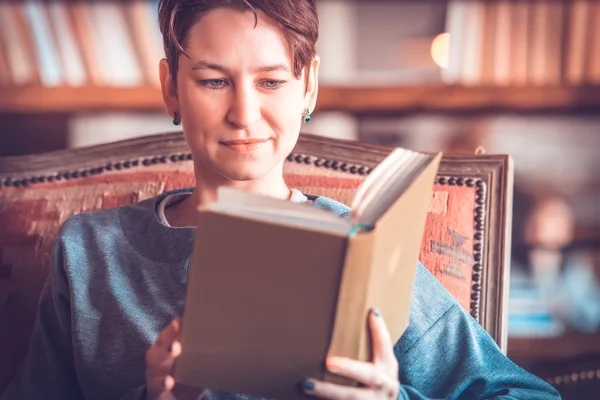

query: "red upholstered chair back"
left=0, top=132, right=513, bottom=395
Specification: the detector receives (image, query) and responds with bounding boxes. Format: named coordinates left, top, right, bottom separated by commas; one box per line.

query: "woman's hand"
left=301, top=309, right=401, bottom=399
left=145, top=318, right=206, bottom=400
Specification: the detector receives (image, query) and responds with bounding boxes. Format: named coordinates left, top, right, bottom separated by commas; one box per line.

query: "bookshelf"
left=2, top=85, right=600, bottom=116
left=1, top=1, right=600, bottom=117
left=1, top=0, right=600, bottom=119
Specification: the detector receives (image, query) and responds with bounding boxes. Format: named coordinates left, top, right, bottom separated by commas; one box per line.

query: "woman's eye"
left=200, top=79, right=227, bottom=89
left=261, top=80, right=285, bottom=89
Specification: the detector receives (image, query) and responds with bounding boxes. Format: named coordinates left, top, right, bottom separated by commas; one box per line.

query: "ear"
left=304, top=55, right=320, bottom=112
left=159, top=58, right=179, bottom=118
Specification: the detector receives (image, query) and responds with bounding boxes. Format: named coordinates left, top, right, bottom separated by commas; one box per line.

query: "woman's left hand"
left=301, top=308, right=401, bottom=399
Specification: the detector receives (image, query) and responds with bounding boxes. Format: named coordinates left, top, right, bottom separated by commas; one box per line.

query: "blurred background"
left=0, top=0, right=599, bottom=397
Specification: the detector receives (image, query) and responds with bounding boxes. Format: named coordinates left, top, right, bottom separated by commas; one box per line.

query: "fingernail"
left=167, top=344, right=172, bottom=353
left=326, top=356, right=341, bottom=372
left=372, top=307, right=381, bottom=317
left=300, top=380, right=315, bottom=392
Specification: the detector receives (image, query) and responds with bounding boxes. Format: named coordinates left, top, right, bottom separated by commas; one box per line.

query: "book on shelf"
left=528, top=0, right=564, bottom=86
left=587, top=2, right=600, bottom=84
left=47, top=2, right=88, bottom=86
left=0, top=2, right=39, bottom=85
left=510, top=1, right=529, bottom=86
left=24, top=0, right=64, bottom=87
left=565, top=0, right=591, bottom=85
left=493, top=0, right=513, bottom=86
left=174, top=148, right=442, bottom=400
left=479, top=1, right=497, bottom=86
left=460, top=2, right=485, bottom=86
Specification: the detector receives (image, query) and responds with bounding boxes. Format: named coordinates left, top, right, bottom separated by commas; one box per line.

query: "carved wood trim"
left=0, top=131, right=513, bottom=352
left=435, top=176, right=487, bottom=321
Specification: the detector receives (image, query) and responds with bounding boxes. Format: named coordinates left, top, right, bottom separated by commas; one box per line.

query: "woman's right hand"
left=145, top=318, right=206, bottom=400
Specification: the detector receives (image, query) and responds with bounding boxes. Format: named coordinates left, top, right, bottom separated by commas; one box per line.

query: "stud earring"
left=173, top=111, right=181, bottom=126
left=303, top=108, right=311, bottom=124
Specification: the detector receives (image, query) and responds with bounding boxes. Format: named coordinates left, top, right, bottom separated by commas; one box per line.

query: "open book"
left=175, top=148, right=442, bottom=400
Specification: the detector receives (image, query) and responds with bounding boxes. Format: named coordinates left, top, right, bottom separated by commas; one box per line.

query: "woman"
left=3, top=1, right=561, bottom=399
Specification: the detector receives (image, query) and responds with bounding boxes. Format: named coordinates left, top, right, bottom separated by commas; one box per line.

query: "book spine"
left=0, top=5, right=12, bottom=86
left=493, top=0, right=512, bottom=86
left=127, top=0, right=161, bottom=87
left=67, top=3, right=106, bottom=86
left=480, top=2, right=498, bottom=86
left=546, top=1, right=564, bottom=86
left=511, top=1, right=530, bottom=86
left=565, top=0, right=591, bottom=85
left=459, top=2, right=485, bottom=86
left=441, top=0, right=468, bottom=84
left=47, top=2, right=88, bottom=86
left=23, top=0, right=63, bottom=86
left=587, top=1, right=600, bottom=83
left=147, top=0, right=165, bottom=62
left=8, top=2, right=41, bottom=85
left=0, top=43, right=9, bottom=86
left=91, top=2, right=143, bottom=86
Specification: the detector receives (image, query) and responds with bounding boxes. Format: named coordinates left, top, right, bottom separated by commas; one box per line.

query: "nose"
left=226, top=84, right=261, bottom=129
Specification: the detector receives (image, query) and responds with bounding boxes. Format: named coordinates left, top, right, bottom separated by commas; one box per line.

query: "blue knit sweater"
left=2, top=188, right=560, bottom=400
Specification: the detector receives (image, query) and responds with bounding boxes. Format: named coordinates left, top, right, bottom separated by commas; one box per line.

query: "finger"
left=146, top=339, right=182, bottom=373
left=156, top=318, right=182, bottom=349
left=326, top=356, right=383, bottom=389
left=369, top=308, right=396, bottom=367
left=148, top=375, right=176, bottom=400
left=300, top=378, right=371, bottom=400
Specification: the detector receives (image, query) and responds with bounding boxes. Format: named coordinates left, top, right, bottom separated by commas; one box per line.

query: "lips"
left=220, top=138, right=269, bottom=153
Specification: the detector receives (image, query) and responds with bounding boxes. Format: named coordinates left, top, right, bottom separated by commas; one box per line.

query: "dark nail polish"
left=167, top=344, right=172, bottom=353
left=300, top=380, right=315, bottom=391
left=372, top=308, right=381, bottom=317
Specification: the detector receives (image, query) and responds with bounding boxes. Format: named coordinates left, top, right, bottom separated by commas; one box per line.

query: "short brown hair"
left=158, top=0, right=319, bottom=85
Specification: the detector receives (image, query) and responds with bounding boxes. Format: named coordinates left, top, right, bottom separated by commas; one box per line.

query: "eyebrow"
left=191, top=61, right=290, bottom=73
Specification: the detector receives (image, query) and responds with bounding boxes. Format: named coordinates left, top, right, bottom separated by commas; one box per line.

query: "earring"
left=173, top=111, right=181, bottom=126
left=303, top=108, right=311, bottom=124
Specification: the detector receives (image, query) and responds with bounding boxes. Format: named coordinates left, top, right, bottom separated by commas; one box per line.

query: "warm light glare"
left=431, top=32, right=450, bottom=69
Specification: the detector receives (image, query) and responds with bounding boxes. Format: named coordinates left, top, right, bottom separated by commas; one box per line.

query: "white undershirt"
left=157, top=189, right=308, bottom=227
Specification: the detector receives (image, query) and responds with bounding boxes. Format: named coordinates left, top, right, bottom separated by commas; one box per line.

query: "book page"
left=351, top=149, right=435, bottom=227
left=212, top=187, right=350, bottom=235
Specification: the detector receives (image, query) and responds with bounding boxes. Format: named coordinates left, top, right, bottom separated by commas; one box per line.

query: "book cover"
left=175, top=150, right=442, bottom=399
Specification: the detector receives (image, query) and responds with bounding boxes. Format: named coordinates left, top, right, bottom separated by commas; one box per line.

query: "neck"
left=166, top=162, right=290, bottom=227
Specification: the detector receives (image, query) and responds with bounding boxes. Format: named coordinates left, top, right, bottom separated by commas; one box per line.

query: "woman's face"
left=160, top=7, right=319, bottom=182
